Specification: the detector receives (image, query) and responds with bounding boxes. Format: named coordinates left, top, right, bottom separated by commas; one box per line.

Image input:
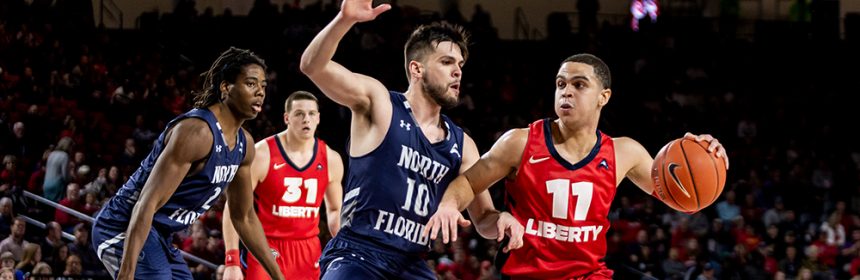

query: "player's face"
left=554, top=62, right=610, bottom=124
left=421, top=41, right=464, bottom=109
left=225, top=64, right=267, bottom=120
left=285, top=100, right=320, bottom=140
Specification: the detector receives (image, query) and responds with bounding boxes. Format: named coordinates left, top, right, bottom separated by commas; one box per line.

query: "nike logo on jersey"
left=529, top=156, right=550, bottom=164
left=667, top=163, right=692, bottom=198
left=274, top=163, right=286, bottom=170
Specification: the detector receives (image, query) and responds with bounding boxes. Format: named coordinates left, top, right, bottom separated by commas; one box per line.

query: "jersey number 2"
left=546, top=180, right=593, bottom=221
left=282, top=177, right=318, bottom=204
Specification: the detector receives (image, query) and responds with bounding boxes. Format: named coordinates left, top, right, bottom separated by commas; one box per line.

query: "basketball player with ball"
left=424, top=53, right=728, bottom=279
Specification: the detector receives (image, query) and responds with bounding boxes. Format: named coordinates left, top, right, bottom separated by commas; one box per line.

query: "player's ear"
left=219, top=80, right=231, bottom=101
left=598, top=88, right=611, bottom=107
left=408, top=60, right=424, bottom=79
left=283, top=112, right=289, bottom=124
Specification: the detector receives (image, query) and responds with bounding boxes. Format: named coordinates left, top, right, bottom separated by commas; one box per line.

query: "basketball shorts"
left=245, top=236, right=321, bottom=280
left=318, top=231, right=435, bottom=280
left=92, top=219, right=192, bottom=280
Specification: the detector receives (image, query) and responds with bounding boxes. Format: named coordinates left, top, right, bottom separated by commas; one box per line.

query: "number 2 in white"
left=545, top=180, right=593, bottom=221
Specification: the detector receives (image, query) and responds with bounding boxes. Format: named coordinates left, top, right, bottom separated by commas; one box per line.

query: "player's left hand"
left=496, top=211, right=524, bottom=252
left=684, top=133, right=729, bottom=170
left=423, top=201, right=472, bottom=244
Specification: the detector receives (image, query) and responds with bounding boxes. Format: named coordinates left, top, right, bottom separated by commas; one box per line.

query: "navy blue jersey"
left=340, top=91, right=464, bottom=254
left=96, top=108, right=247, bottom=235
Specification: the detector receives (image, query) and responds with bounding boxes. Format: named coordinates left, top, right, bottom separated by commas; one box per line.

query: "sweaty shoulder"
left=166, top=118, right=214, bottom=162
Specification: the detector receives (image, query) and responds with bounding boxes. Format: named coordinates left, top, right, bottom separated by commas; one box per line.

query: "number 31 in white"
left=546, top=180, right=593, bottom=221
left=282, top=177, right=318, bottom=204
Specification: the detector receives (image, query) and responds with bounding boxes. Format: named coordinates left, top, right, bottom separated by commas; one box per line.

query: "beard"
left=422, top=78, right=458, bottom=109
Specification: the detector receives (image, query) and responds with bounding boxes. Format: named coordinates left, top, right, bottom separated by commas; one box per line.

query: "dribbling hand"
left=340, top=0, right=391, bottom=23
left=223, top=265, right=244, bottom=280
left=683, top=132, right=729, bottom=170
left=422, top=202, right=471, bottom=244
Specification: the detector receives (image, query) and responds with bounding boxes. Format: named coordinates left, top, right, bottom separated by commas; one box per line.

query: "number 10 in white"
left=546, top=180, right=593, bottom=221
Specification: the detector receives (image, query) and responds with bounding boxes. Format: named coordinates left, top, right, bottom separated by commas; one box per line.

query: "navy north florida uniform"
left=92, top=108, right=246, bottom=279
left=320, top=91, right=464, bottom=279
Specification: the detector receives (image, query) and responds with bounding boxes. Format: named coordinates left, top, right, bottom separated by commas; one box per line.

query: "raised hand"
left=340, top=0, right=392, bottom=23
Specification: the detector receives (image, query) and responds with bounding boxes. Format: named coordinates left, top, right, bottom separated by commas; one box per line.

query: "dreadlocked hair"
left=193, top=47, right=267, bottom=108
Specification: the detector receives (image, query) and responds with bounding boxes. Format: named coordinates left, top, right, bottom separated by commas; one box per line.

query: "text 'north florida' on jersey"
left=340, top=91, right=464, bottom=254
left=96, top=108, right=247, bottom=235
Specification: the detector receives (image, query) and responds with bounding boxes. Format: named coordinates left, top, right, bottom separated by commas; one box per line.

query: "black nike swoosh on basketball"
left=668, top=163, right=692, bottom=198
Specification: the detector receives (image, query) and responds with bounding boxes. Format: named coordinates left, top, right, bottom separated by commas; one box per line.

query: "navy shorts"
left=92, top=218, right=192, bottom=280
left=319, top=232, right=436, bottom=280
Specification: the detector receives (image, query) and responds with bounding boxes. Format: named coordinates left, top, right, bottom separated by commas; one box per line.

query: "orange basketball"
left=651, top=138, right=727, bottom=213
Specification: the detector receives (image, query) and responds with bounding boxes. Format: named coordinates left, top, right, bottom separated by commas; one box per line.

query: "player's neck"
left=404, top=87, right=442, bottom=128
left=208, top=103, right=242, bottom=136
left=280, top=130, right=315, bottom=152
left=553, top=119, right=598, bottom=155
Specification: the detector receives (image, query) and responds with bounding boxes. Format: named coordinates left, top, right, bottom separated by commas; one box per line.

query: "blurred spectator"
left=0, top=218, right=28, bottom=261
left=66, top=224, right=99, bottom=275
left=14, top=243, right=39, bottom=274
left=39, top=221, right=64, bottom=267
left=43, top=137, right=73, bottom=202
left=30, top=262, right=51, bottom=280
left=0, top=199, right=13, bottom=239
left=55, top=183, right=84, bottom=231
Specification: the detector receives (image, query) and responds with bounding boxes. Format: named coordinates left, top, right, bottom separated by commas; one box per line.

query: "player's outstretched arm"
left=300, top=0, right=391, bottom=112
left=118, top=119, right=212, bottom=280
left=226, top=130, right=284, bottom=280
left=221, top=140, right=270, bottom=280
left=424, top=129, right=528, bottom=247
left=324, top=146, right=344, bottom=237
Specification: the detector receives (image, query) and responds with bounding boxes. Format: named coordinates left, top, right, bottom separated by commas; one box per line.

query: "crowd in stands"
left=0, top=0, right=859, bottom=279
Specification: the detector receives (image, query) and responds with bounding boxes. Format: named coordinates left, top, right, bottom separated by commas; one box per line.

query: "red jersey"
left=255, top=136, right=329, bottom=240
left=501, top=119, right=617, bottom=279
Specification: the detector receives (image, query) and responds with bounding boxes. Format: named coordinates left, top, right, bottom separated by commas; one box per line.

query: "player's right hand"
left=423, top=201, right=471, bottom=244
left=340, top=0, right=391, bottom=23
left=223, top=265, right=244, bottom=280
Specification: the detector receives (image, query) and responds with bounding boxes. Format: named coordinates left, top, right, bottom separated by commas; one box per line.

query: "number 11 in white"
left=546, top=180, right=593, bottom=221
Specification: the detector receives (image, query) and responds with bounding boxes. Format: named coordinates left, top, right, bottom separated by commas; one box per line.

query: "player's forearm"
left=299, top=13, right=355, bottom=76
left=441, top=176, right=477, bottom=211
left=118, top=204, right=156, bottom=279
left=326, top=209, right=341, bottom=237
left=232, top=209, right=284, bottom=280
left=221, top=203, right=241, bottom=251
left=472, top=210, right=502, bottom=239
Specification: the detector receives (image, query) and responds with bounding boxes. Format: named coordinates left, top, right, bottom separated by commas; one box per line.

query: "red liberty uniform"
left=245, top=136, right=329, bottom=280
left=500, top=119, right=616, bottom=279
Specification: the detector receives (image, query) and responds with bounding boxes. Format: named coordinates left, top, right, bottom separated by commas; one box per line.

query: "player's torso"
left=100, top=109, right=246, bottom=234
left=502, top=119, right=617, bottom=279
left=340, top=91, right=464, bottom=254
left=255, top=136, right=329, bottom=239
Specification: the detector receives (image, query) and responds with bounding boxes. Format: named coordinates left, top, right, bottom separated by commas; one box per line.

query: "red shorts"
left=245, top=237, right=321, bottom=280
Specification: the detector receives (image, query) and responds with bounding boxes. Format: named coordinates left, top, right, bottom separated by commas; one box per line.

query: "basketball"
left=651, top=138, right=727, bottom=213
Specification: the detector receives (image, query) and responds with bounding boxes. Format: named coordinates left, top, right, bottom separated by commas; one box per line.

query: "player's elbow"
left=299, top=55, right=322, bottom=76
